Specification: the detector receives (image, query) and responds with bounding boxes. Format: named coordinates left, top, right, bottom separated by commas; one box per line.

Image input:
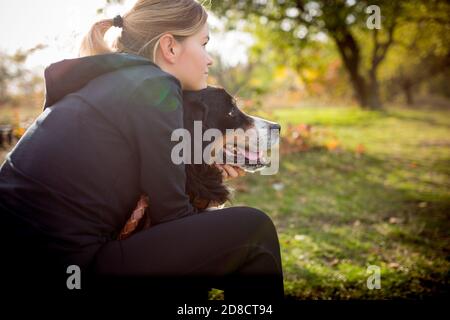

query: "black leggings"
left=1, top=205, right=284, bottom=302
left=89, top=206, right=285, bottom=302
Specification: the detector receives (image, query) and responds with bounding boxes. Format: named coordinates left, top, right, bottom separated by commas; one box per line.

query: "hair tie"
left=113, top=15, right=123, bottom=28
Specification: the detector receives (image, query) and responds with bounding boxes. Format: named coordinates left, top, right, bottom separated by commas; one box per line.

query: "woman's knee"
left=234, top=206, right=278, bottom=237
left=223, top=207, right=284, bottom=283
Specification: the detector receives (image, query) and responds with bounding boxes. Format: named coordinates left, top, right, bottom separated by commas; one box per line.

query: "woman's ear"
left=158, top=33, right=178, bottom=63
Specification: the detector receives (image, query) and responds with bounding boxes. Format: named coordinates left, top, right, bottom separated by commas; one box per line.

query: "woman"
left=0, top=0, right=284, bottom=302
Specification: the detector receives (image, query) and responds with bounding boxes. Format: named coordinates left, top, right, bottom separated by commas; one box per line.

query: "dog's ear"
left=182, top=90, right=209, bottom=128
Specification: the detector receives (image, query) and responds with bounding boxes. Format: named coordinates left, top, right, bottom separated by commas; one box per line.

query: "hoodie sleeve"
left=125, top=75, right=199, bottom=225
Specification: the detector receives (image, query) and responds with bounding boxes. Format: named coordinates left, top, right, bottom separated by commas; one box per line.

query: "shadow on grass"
left=383, top=109, right=450, bottom=129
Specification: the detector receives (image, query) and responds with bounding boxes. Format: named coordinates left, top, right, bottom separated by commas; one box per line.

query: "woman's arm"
left=118, top=164, right=244, bottom=239
left=124, top=75, right=199, bottom=225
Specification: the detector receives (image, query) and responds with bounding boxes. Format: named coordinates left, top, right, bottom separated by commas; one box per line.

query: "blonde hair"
left=78, top=0, right=208, bottom=62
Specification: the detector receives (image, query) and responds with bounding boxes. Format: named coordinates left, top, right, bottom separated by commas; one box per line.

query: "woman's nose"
left=207, top=54, right=214, bottom=67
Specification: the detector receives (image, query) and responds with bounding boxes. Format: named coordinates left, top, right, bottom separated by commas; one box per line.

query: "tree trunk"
left=367, top=70, right=383, bottom=109
left=403, top=81, right=414, bottom=106
left=331, top=30, right=383, bottom=109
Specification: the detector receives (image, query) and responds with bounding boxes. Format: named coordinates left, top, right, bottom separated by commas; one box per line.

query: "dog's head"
left=182, top=85, right=280, bottom=172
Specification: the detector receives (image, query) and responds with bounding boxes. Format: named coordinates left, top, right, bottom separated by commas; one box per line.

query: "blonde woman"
left=0, top=0, right=284, bottom=302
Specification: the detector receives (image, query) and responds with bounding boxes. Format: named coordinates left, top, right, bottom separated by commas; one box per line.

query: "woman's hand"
left=214, top=164, right=246, bottom=180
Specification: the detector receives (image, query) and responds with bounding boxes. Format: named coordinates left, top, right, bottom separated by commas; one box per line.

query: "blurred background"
left=0, top=0, right=449, bottom=299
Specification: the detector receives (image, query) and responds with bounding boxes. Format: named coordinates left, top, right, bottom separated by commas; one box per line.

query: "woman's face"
left=157, top=23, right=213, bottom=91
left=176, top=23, right=213, bottom=91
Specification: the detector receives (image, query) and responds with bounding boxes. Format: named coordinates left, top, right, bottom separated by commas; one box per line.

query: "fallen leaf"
left=388, top=262, right=400, bottom=269
left=389, top=217, right=402, bottom=224
left=272, top=182, right=285, bottom=191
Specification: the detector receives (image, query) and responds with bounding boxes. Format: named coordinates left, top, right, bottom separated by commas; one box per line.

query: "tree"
left=0, top=44, right=46, bottom=106
left=381, top=0, right=450, bottom=105
left=208, top=0, right=409, bottom=109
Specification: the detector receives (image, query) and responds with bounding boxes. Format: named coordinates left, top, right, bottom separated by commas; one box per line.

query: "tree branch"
left=372, top=4, right=399, bottom=70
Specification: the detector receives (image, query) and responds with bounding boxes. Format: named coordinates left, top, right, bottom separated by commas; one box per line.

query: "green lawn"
left=224, top=106, right=450, bottom=299
left=1, top=105, right=449, bottom=299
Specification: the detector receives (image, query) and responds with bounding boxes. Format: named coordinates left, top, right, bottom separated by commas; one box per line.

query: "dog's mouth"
left=221, top=143, right=270, bottom=172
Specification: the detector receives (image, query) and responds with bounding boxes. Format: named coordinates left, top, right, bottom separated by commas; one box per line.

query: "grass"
left=224, top=105, right=450, bottom=299
left=1, top=105, right=449, bottom=299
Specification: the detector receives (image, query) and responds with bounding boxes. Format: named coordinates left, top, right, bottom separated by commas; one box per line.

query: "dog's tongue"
left=237, top=147, right=261, bottom=161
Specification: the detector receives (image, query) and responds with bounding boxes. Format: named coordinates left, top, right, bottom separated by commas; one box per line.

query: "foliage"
left=208, top=0, right=450, bottom=109
left=0, top=45, right=46, bottom=106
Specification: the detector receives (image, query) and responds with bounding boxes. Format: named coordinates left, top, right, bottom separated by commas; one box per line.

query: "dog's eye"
left=228, top=108, right=237, bottom=117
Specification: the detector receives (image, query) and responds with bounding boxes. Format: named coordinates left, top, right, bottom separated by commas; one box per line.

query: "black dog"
left=119, top=85, right=281, bottom=238
left=182, top=85, right=281, bottom=210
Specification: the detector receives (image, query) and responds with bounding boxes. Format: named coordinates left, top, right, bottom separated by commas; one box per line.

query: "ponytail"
left=78, top=19, right=116, bottom=57
left=77, top=0, right=208, bottom=62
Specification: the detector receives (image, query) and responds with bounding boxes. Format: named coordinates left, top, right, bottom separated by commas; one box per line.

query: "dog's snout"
left=270, top=123, right=281, bottom=132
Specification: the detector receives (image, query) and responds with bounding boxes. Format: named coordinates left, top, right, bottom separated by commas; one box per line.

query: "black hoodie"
left=0, top=53, right=199, bottom=269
